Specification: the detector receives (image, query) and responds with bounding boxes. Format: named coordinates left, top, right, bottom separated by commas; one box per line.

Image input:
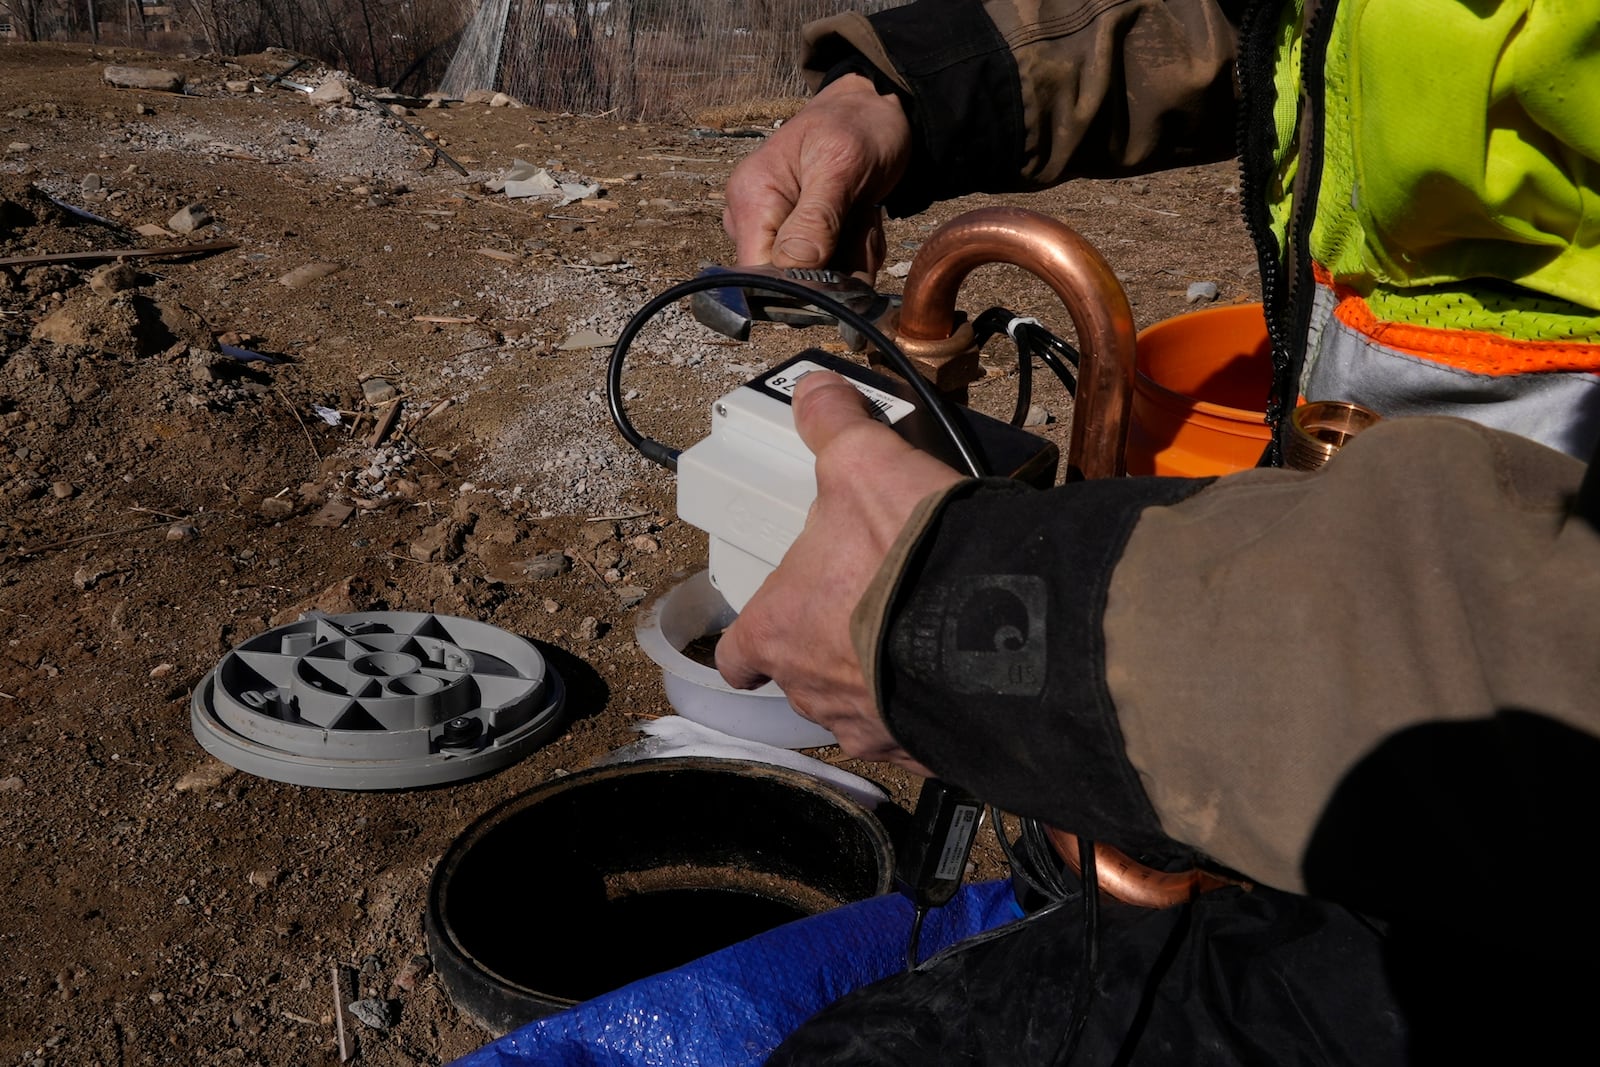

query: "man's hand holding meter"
left=715, top=370, right=961, bottom=773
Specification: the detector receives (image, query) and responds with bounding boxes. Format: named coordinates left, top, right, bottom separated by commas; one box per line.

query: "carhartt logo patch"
left=898, top=576, right=1047, bottom=696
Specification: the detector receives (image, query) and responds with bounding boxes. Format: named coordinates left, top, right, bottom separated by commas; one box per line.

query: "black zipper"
left=1235, top=0, right=1340, bottom=465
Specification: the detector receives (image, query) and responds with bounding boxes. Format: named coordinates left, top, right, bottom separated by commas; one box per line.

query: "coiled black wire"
left=607, top=273, right=987, bottom=478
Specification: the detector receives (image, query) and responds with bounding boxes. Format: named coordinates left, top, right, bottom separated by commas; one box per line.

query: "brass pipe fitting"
left=1286, top=400, right=1382, bottom=471
left=869, top=316, right=983, bottom=398
left=896, top=206, right=1137, bottom=481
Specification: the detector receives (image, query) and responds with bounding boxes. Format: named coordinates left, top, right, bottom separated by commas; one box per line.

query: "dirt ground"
left=0, top=43, right=1258, bottom=1066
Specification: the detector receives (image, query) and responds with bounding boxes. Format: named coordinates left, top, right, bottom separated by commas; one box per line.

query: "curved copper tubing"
left=897, top=206, right=1135, bottom=481
left=1044, top=826, right=1249, bottom=909
left=900, top=207, right=1237, bottom=908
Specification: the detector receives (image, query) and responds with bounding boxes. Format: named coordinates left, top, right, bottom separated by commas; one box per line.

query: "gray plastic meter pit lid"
left=191, top=611, right=566, bottom=789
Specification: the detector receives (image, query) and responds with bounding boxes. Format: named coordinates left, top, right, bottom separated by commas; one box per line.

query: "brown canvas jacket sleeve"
left=861, top=418, right=1600, bottom=916
left=800, top=0, right=1246, bottom=215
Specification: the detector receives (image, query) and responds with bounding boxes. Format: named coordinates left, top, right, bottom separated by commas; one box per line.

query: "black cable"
left=608, top=273, right=988, bottom=477
left=905, top=904, right=929, bottom=971
left=1055, top=839, right=1100, bottom=1066
left=972, top=306, right=1081, bottom=425
left=973, top=307, right=1035, bottom=427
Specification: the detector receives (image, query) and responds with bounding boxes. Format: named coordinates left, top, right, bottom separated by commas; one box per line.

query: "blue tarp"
left=453, top=879, right=1021, bottom=1067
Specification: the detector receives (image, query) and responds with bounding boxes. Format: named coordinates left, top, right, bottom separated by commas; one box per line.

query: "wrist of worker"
left=801, top=5, right=1026, bottom=216
left=854, top=475, right=1212, bottom=850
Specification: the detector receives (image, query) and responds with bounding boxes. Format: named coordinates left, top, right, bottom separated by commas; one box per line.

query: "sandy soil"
left=0, top=42, right=1257, bottom=1065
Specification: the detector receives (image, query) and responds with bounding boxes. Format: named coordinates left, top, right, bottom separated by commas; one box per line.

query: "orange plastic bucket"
left=1126, top=303, right=1274, bottom=477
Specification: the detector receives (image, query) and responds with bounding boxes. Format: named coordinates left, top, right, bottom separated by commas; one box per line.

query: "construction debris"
left=103, top=66, right=183, bottom=92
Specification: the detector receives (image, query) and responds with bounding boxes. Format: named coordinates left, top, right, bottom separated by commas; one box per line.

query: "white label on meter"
left=934, top=804, right=981, bottom=881
left=764, top=360, right=916, bottom=425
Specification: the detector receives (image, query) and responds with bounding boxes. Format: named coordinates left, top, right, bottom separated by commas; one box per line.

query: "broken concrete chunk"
left=278, top=262, right=343, bottom=288
left=103, top=66, right=184, bottom=92
left=557, top=328, right=617, bottom=351
left=310, top=78, right=355, bottom=107
left=167, top=203, right=213, bottom=233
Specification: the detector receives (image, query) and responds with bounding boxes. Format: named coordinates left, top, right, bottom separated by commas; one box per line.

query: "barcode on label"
left=934, top=805, right=980, bottom=881
left=764, top=360, right=916, bottom=425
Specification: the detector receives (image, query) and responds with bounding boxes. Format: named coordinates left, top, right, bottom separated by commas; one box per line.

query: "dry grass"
left=693, top=95, right=806, bottom=128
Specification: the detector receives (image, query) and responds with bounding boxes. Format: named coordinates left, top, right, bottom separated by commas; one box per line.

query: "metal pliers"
left=688, top=265, right=898, bottom=348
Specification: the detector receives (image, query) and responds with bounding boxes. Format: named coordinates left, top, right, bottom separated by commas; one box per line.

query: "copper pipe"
left=900, top=207, right=1239, bottom=908
left=1044, top=826, right=1250, bottom=909
left=897, top=206, right=1136, bottom=481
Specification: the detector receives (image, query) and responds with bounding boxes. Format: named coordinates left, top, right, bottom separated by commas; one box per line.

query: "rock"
left=629, top=534, right=660, bottom=553
left=1185, top=281, right=1220, bottom=304
left=542, top=599, right=560, bottom=613
left=174, top=759, right=236, bottom=793
left=277, top=262, right=343, bottom=288
left=89, top=263, right=140, bottom=296
left=270, top=576, right=363, bottom=625
left=348, top=998, right=396, bottom=1032
left=6, top=143, right=33, bottom=155
left=410, top=521, right=465, bottom=563
left=576, top=616, right=602, bottom=640
left=50, top=481, right=73, bottom=499
left=463, top=89, right=497, bottom=105
left=390, top=954, right=432, bottom=994
left=488, top=92, right=519, bottom=108
left=73, top=566, right=114, bottom=591
left=885, top=260, right=912, bottom=279
left=103, top=66, right=184, bottom=92
left=81, top=173, right=102, bottom=194
left=310, top=79, right=355, bottom=107
left=588, top=250, right=623, bottom=266
left=361, top=377, right=398, bottom=405
left=521, top=551, right=573, bottom=579
left=246, top=868, right=280, bottom=888
left=1024, top=404, right=1051, bottom=427
left=132, top=102, right=154, bottom=116
left=259, top=496, right=295, bottom=519
left=166, top=522, right=199, bottom=541
left=167, top=203, right=213, bottom=233
left=617, top=586, right=648, bottom=608
left=148, top=662, right=175, bottom=678
left=224, top=80, right=252, bottom=93
left=582, top=521, right=618, bottom=546
left=0, top=776, right=22, bottom=792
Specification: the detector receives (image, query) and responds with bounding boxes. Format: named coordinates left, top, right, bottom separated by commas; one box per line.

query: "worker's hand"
left=716, top=372, right=963, bottom=773
left=722, top=74, right=912, bottom=276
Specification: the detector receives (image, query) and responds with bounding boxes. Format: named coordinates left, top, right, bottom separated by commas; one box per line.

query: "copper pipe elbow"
left=898, top=207, right=1240, bottom=908
left=897, top=206, right=1136, bottom=481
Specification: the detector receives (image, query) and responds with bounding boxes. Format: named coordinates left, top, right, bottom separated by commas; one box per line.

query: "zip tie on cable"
left=1006, top=316, right=1043, bottom=340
